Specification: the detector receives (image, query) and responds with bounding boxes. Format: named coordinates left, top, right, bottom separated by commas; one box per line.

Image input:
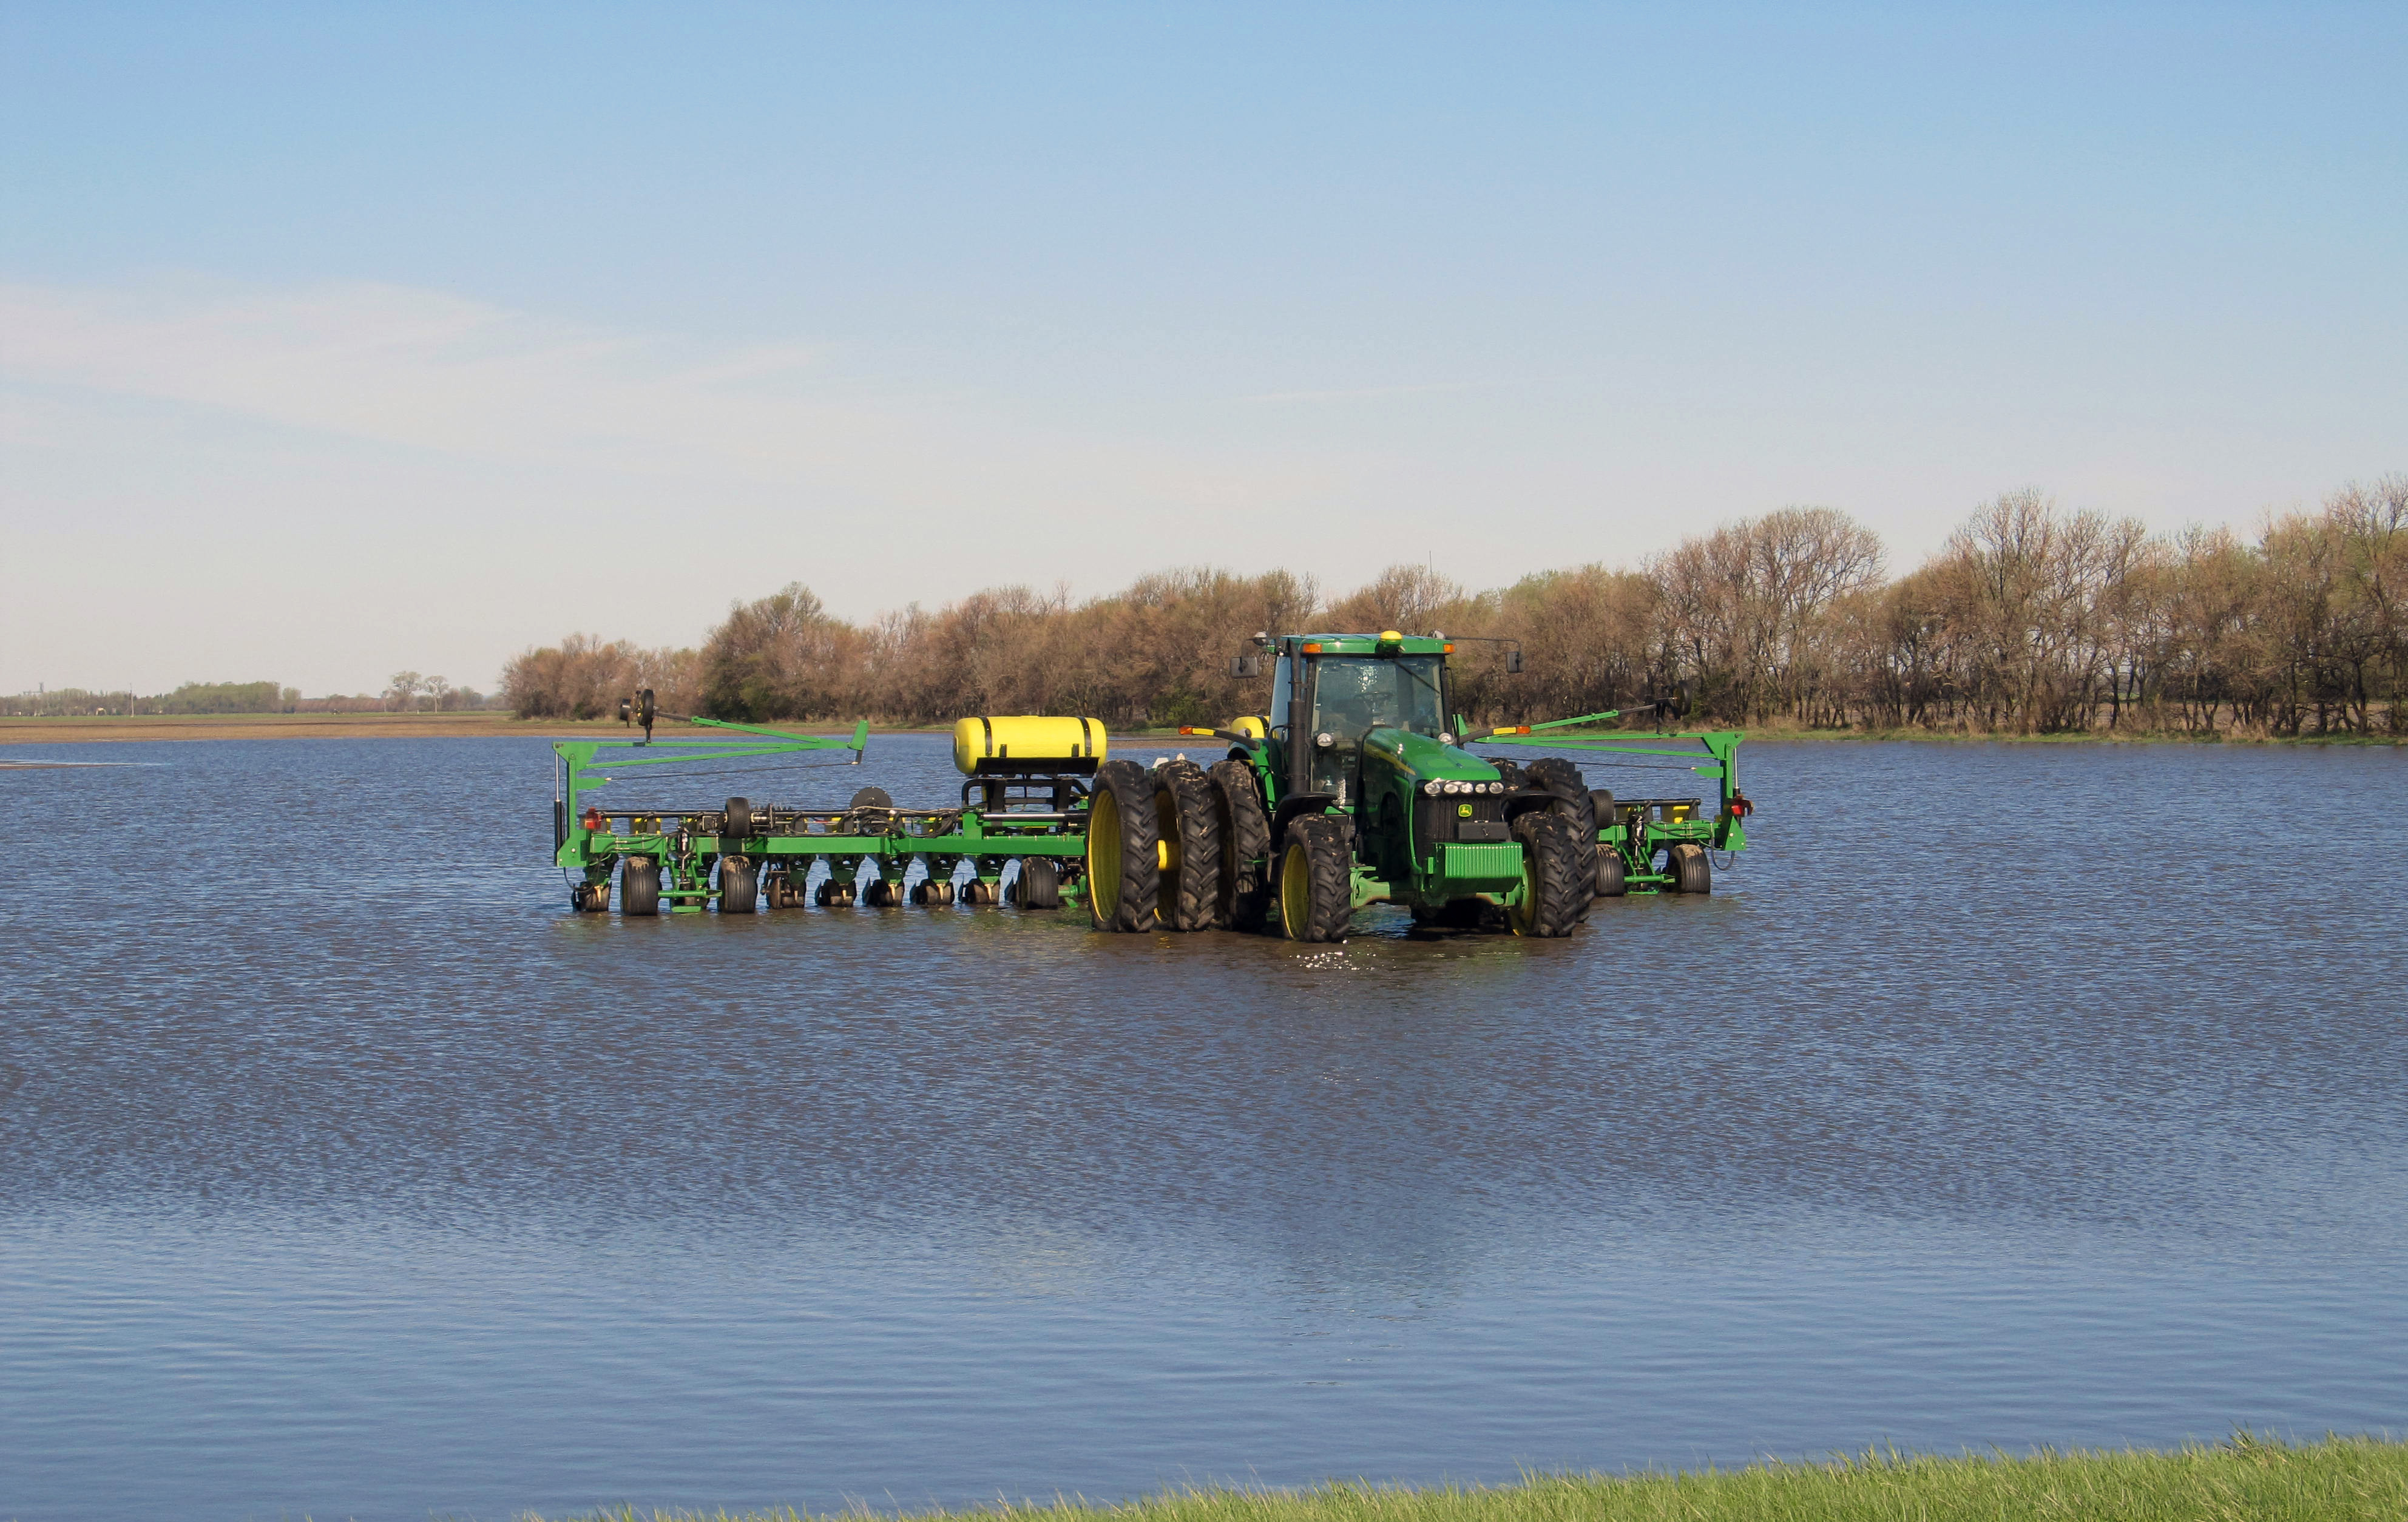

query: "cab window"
left=1309, top=655, right=1446, bottom=744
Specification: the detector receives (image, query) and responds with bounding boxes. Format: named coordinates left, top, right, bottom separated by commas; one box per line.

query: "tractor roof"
left=1291, top=633, right=1454, bottom=655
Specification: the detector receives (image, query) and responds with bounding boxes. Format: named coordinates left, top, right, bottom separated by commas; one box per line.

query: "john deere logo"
left=1456, top=803, right=1473, bottom=817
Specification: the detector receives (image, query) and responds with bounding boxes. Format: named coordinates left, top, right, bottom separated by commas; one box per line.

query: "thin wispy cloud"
left=1237, top=381, right=1487, bottom=405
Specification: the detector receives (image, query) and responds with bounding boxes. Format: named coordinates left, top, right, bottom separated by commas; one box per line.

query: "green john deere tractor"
left=1082, top=630, right=1752, bottom=941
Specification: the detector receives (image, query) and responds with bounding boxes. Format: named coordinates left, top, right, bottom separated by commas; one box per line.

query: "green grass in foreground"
left=543, top=1433, right=2408, bottom=1522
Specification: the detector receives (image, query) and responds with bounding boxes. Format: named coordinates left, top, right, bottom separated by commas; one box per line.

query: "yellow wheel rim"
left=1155, top=789, right=1182, bottom=872
left=1279, top=841, right=1310, bottom=939
left=1508, top=845, right=1538, bottom=936
left=1087, top=790, right=1122, bottom=920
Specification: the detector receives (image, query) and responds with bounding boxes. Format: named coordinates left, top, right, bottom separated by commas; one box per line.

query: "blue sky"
left=3, top=4, right=2402, bottom=694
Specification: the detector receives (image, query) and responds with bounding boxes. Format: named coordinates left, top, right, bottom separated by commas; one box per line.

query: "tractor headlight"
left=1487, top=781, right=1506, bottom=794
left=1314, top=731, right=1335, bottom=749
left=1436, top=731, right=1455, bottom=745
left=1423, top=780, right=1444, bottom=796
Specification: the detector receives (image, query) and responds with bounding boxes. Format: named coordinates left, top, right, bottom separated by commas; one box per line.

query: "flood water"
left=1, top=734, right=2403, bottom=1521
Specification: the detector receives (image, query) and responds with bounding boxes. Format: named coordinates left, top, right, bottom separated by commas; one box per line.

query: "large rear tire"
left=1208, top=758, right=1273, bottom=932
left=1085, top=759, right=1160, bottom=932
left=621, top=857, right=661, bottom=917
left=1154, top=762, right=1223, bottom=931
left=1277, top=816, right=1353, bottom=943
left=1508, top=812, right=1589, bottom=938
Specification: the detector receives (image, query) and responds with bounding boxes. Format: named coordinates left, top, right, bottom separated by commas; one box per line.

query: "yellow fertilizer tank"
left=952, top=716, right=1109, bottom=776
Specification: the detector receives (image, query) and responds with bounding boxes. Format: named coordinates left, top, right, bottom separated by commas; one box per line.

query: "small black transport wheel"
left=848, top=786, right=894, bottom=811
left=1588, top=789, right=1618, bottom=833
left=1013, top=856, right=1061, bottom=909
left=1207, top=757, right=1273, bottom=932
left=719, top=856, right=759, bottom=913
left=723, top=797, right=754, bottom=839
left=1507, top=812, right=1590, bottom=938
left=1666, top=842, right=1712, bottom=895
left=573, top=882, right=610, bottom=913
left=1154, top=761, right=1223, bottom=931
left=1594, top=847, right=1627, bottom=898
left=621, top=857, right=661, bottom=917
left=1277, top=815, right=1353, bottom=943
left=1084, top=759, right=1161, bottom=932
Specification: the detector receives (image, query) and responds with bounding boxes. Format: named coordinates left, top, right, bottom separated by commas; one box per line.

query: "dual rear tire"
left=1087, top=757, right=1273, bottom=935
left=1085, top=759, right=1162, bottom=932
left=1154, top=762, right=1222, bottom=932
left=1208, top=759, right=1273, bottom=931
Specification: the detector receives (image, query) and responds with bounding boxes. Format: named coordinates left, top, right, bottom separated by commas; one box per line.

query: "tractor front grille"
left=1441, top=842, right=1525, bottom=887
left=1416, top=791, right=1507, bottom=850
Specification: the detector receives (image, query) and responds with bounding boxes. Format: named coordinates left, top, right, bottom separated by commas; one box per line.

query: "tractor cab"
left=1265, top=632, right=1459, bottom=808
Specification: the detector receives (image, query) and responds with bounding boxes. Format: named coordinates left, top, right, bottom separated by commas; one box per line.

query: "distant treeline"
left=501, top=478, right=2405, bottom=738
left=1, top=677, right=493, bottom=718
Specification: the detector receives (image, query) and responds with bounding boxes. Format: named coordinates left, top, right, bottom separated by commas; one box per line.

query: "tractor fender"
left=1270, top=793, right=1342, bottom=851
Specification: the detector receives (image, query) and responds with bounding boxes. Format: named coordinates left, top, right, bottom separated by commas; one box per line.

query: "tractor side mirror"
left=1506, top=649, right=1523, bottom=674
left=1229, top=655, right=1263, bottom=678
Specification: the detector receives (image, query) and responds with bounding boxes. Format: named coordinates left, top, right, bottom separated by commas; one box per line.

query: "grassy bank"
left=545, top=1435, right=2407, bottom=1522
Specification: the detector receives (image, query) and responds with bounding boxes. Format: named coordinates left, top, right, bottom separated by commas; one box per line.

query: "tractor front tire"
left=1526, top=757, right=1600, bottom=885
left=1277, top=816, right=1353, bottom=943
left=1508, top=813, right=1589, bottom=938
left=1208, top=758, right=1273, bottom=932
left=1666, top=842, right=1712, bottom=895
left=1155, top=762, right=1223, bottom=931
left=621, top=857, right=661, bottom=917
left=1086, top=759, right=1161, bottom=932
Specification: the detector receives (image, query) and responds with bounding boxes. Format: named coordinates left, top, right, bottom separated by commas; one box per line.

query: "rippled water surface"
left=2, top=735, right=2404, bottom=1521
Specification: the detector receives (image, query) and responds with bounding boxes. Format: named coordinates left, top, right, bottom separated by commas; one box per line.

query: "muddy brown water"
left=2, top=735, right=2403, bottom=1521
